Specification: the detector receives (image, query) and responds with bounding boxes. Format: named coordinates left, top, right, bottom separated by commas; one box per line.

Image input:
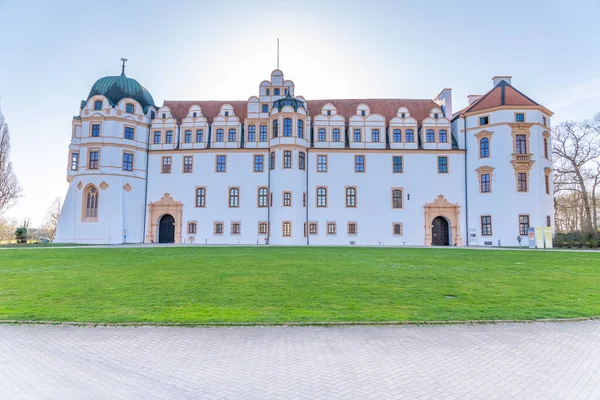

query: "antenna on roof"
left=120, top=57, right=128, bottom=75
left=277, top=38, right=279, bottom=70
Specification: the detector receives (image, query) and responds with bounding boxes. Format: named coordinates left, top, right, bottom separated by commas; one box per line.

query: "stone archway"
left=424, top=195, right=462, bottom=246
left=145, top=193, right=183, bottom=244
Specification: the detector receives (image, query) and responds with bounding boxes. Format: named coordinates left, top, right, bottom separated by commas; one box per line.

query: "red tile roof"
left=462, top=80, right=540, bottom=115
left=163, top=98, right=438, bottom=125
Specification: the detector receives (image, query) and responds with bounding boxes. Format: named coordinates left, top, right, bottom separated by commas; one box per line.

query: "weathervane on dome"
left=120, top=57, right=128, bottom=75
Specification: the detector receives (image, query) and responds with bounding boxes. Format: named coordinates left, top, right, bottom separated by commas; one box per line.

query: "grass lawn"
left=0, top=247, right=599, bottom=324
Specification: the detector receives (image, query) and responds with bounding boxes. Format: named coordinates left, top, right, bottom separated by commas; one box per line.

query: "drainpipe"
left=306, top=142, right=310, bottom=246
left=464, top=115, right=469, bottom=246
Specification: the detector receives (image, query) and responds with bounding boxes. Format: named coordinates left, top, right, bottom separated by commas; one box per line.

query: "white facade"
left=55, top=70, right=554, bottom=246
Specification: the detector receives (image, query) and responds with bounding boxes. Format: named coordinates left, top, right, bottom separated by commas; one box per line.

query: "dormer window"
left=126, top=103, right=134, bottom=114
left=401, top=113, right=406, bottom=118
left=94, top=100, right=103, bottom=110
left=479, top=116, right=489, bottom=126
left=434, top=113, right=439, bottom=119
left=266, top=89, right=270, bottom=96
left=274, top=88, right=280, bottom=96
left=150, top=111, right=155, bottom=119
left=361, top=110, right=366, bottom=117
left=327, top=110, right=331, bottom=116
left=224, top=111, right=229, bottom=117
left=193, top=112, right=197, bottom=118
left=162, top=113, right=166, bottom=119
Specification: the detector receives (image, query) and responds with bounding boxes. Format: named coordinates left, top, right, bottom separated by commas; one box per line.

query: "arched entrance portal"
left=431, top=216, right=450, bottom=246
left=158, top=214, right=175, bottom=243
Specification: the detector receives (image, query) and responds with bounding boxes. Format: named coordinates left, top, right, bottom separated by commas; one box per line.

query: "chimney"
left=467, top=95, right=481, bottom=105
left=492, top=76, right=512, bottom=87
left=434, top=88, right=452, bottom=119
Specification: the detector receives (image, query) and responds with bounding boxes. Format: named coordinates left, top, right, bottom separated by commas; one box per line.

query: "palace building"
left=54, top=65, right=554, bottom=246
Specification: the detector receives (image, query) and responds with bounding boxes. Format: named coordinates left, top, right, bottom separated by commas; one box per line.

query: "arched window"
left=297, top=120, right=304, bottom=138
left=283, top=150, right=292, bottom=168
left=372, top=129, right=379, bottom=142
left=318, top=128, right=326, bottom=142
left=196, top=187, right=206, bottom=207
left=153, top=131, right=161, bottom=144
left=353, top=129, right=361, bottom=142
left=439, top=129, right=447, bottom=143
left=317, top=187, right=327, bottom=207
left=185, top=130, right=192, bottom=143
left=84, top=185, right=99, bottom=220
left=346, top=187, right=357, bottom=207
left=480, top=137, right=489, bottom=158
left=166, top=131, right=173, bottom=144
left=270, top=152, right=275, bottom=170
left=229, top=187, right=240, bottom=208
left=229, top=129, right=236, bottom=142
left=426, top=129, right=435, bottom=142
left=216, top=129, right=224, bottom=142
left=248, top=125, right=256, bottom=142
left=283, top=118, right=292, bottom=136
left=299, top=151, right=306, bottom=170
left=393, top=129, right=401, bottom=142
left=406, top=129, right=414, bottom=142
left=273, top=120, right=278, bottom=138
left=393, top=223, right=403, bottom=235
left=392, top=189, right=403, bottom=209
left=332, top=129, right=340, bottom=142
left=258, top=187, right=268, bottom=207
left=544, top=137, right=549, bottom=158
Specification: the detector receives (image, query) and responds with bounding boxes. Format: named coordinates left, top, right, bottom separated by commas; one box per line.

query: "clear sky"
left=1, top=0, right=599, bottom=226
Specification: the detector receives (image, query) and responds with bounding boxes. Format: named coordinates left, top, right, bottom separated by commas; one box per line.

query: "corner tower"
left=54, top=62, right=157, bottom=244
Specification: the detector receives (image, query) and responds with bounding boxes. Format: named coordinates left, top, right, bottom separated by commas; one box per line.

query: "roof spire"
left=120, top=57, right=128, bottom=75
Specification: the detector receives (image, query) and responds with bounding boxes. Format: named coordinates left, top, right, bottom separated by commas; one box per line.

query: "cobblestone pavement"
left=1, top=321, right=599, bottom=399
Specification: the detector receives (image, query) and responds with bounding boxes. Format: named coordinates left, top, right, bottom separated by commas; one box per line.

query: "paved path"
left=1, top=321, right=599, bottom=399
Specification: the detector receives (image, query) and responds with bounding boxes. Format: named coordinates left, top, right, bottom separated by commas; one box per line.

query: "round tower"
left=54, top=62, right=157, bottom=244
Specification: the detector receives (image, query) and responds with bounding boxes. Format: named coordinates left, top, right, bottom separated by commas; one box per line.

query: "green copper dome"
left=87, top=73, right=155, bottom=112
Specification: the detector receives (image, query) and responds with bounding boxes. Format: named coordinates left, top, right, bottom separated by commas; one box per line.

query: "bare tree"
left=0, top=216, right=17, bottom=243
left=0, top=110, right=21, bottom=212
left=552, top=117, right=600, bottom=232
left=41, top=197, right=61, bottom=240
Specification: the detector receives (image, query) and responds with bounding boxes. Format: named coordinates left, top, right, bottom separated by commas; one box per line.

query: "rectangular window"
left=516, top=135, right=527, bottom=154
left=406, top=129, right=414, bottom=142
left=283, top=192, right=291, bottom=207
left=123, top=152, right=133, bottom=171
left=124, top=127, right=134, bottom=140
left=126, top=103, right=134, bottom=113
left=519, top=215, right=530, bottom=235
left=216, top=129, right=224, bottom=142
left=262, top=104, right=268, bottom=113
left=481, top=174, right=491, bottom=193
left=259, top=222, right=268, bottom=235
left=166, top=131, right=173, bottom=144
left=94, top=100, right=102, bottom=110
left=88, top=151, right=99, bottom=169
left=317, top=155, right=327, bottom=172
left=248, top=125, right=256, bottom=142
left=518, top=172, right=527, bottom=192
left=299, top=152, right=306, bottom=170
left=318, top=128, right=326, bottom=142
left=479, top=116, right=489, bottom=125
left=196, top=129, right=203, bottom=143
left=348, top=222, right=357, bottom=235
left=303, top=192, right=306, bottom=207
left=515, top=113, right=525, bottom=122
left=393, top=223, right=403, bottom=235
left=327, top=222, right=336, bottom=235
left=439, top=130, right=447, bottom=143
left=438, top=156, right=448, bottom=173
left=283, top=221, right=291, bottom=237
left=231, top=222, right=241, bottom=235
left=183, top=156, right=193, bottom=173
left=481, top=216, right=492, bottom=236
left=216, top=155, right=226, bottom=172
left=353, top=129, right=361, bottom=142
left=372, top=129, right=379, bottom=142
left=91, top=124, right=100, bottom=137
left=70, top=152, right=79, bottom=171
left=270, top=152, right=275, bottom=170
left=259, top=125, right=268, bottom=142
left=254, top=155, right=264, bottom=172
left=393, top=156, right=403, bottom=173
left=153, top=131, right=161, bottom=144
left=162, top=156, right=172, bottom=173
left=332, top=129, right=340, bottom=142
left=283, top=150, right=292, bottom=168
left=188, top=222, right=197, bottom=234
left=545, top=174, right=550, bottom=194
left=309, top=222, right=317, bottom=235
left=392, top=189, right=403, bottom=209
left=184, top=130, right=192, bottom=143
left=214, top=222, right=224, bottom=235
left=274, top=88, right=280, bottom=96
left=229, top=129, right=236, bottom=142
left=355, top=155, right=365, bottom=173
left=546, top=216, right=551, bottom=227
